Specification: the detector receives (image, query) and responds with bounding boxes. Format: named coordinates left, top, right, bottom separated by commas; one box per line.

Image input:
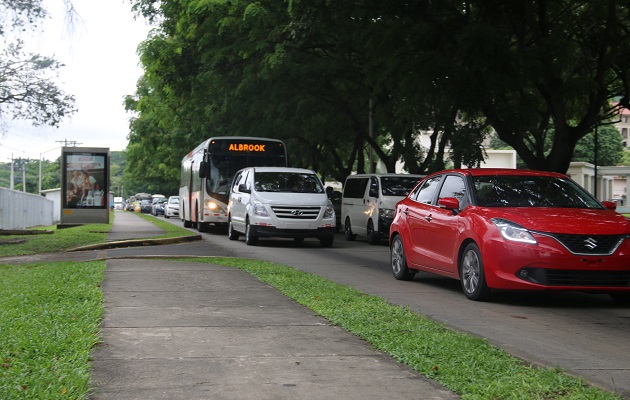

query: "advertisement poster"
left=62, top=152, right=108, bottom=209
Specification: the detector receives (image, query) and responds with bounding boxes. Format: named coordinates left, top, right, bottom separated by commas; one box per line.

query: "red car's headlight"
left=490, top=218, right=537, bottom=245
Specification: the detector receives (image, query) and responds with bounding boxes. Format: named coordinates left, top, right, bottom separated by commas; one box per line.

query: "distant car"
left=125, top=199, right=135, bottom=211
left=151, top=197, right=168, bottom=216
left=342, top=173, right=424, bottom=244
left=164, top=196, right=180, bottom=219
left=113, top=196, right=124, bottom=210
left=389, top=168, right=630, bottom=303
left=140, top=199, right=152, bottom=213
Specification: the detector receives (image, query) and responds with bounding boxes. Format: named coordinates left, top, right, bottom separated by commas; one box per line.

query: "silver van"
left=227, top=167, right=336, bottom=247
left=341, top=173, right=424, bottom=244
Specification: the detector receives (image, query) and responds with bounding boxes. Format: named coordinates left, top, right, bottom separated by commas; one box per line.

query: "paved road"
left=151, top=216, right=630, bottom=398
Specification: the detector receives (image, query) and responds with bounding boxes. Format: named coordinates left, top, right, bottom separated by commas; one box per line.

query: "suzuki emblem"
left=583, top=237, right=597, bottom=250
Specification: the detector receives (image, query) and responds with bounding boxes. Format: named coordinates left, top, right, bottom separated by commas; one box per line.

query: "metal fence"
left=0, top=187, right=54, bottom=229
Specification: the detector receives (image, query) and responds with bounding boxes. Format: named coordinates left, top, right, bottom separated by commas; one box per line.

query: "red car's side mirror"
left=601, top=200, right=617, bottom=211
left=438, top=197, right=460, bottom=210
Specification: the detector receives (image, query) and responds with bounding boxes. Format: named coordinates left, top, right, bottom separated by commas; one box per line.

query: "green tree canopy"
left=125, top=0, right=630, bottom=188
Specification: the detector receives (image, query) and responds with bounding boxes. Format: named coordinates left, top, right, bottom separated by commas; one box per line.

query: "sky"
left=0, top=0, right=152, bottom=163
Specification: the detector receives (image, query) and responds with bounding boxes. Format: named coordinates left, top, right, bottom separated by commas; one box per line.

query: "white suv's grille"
left=271, top=206, right=321, bottom=219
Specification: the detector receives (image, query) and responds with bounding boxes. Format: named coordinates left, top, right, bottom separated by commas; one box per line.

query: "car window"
left=232, top=171, right=241, bottom=192
left=438, top=175, right=468, bottom=209
left=254, top=172, right=324, bottom=193
left=368, top=177, right=379, bottom=197
left=412, top=175, right=442, bottom=204
left=343, top=177, right=369, bottom=198
left=232, top=170, right=249, bottom=192
left=381, top=176, right=422, bottom=196
left=473, top=175, right=602, bottom=208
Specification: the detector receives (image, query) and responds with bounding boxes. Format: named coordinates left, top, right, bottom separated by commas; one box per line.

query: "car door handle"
left=402, top=208, right=409, bottom=214
left=424, top=215, right=432, bottom=222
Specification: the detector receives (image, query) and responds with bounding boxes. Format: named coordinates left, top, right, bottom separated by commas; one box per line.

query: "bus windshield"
left=207, top=150, right=287, bottom=196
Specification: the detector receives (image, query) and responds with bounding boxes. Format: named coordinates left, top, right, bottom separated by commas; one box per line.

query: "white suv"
left=227, top=167, right=336, bottom=247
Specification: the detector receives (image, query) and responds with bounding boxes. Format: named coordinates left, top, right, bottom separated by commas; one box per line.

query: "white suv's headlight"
left=252, top=201, right=269, bottom=217
left=323, top=201, right=335, bottom=219
left=490, top=218, right=537, bottom=244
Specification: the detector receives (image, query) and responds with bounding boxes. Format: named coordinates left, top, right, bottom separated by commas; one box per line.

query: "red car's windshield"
left=473, top=175, right=603, bottom=209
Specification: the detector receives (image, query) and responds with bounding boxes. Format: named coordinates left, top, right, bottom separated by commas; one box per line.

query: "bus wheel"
left=183, top=211, right=192, bottom=228
left=196, top=206, right=209, bottom=232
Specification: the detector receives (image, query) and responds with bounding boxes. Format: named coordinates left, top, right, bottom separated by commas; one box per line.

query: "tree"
left=573, top=125, right=624, bottom=166
left=0, top=0, right=77, bottom=131
left=126, top=0, right=630, bottom=181
left=490, top=123, right=625, bottom=168
left=451, top=0, right=630, bottom=172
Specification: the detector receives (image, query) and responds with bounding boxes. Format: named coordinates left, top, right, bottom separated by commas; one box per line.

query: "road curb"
left=67, top=234, right=203, bottom=252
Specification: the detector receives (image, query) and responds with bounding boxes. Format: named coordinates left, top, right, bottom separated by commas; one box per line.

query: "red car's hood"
left=479, top=207, right=630, bottom=235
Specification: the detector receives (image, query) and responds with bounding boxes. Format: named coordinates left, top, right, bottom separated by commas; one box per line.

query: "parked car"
left=125, top=199, right=135, bottom=211
left=389, top=168, right=630, bottom=303
left=151, top=197, right=168, bottom=216
left=342, top=173, right=424, bottom=244
left=164, top=196, right=180, bottom=219
left=227, top=167, right=336, bottom=247
left=113, top=196, right=124, bottom=210
left=139, top=199, right=152, bottom=213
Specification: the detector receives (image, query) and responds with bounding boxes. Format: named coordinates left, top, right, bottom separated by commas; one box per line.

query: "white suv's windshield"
left=254, top=172, right=324, bottom=193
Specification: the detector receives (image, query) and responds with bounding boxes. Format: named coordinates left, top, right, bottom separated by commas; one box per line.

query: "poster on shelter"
left=62, top=152, right=108, bottom=209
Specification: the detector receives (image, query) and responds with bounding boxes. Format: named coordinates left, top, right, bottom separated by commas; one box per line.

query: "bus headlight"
left=205, top=200, right=226, bottom=214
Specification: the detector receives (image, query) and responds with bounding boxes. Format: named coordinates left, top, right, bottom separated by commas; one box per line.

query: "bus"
left=180, top=136, right=287, bottom=231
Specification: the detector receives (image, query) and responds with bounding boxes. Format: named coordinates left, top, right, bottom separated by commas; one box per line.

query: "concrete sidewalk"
left=87, top=212, right=459, bottom=399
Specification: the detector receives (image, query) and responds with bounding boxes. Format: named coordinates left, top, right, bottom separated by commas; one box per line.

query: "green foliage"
left=0, top=2, right=77, bottom=129
left=0, top=260, right=105, bottom=400
left=0, top=158, right=59, bottom=192
left=126, top=0, right=630, bottom=183
left=573, top=125, right=624, bottom=166
left=489, top=124, right=625, bottom=168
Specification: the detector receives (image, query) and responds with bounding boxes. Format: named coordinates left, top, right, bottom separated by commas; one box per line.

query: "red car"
left=389, top=168, right=630, bottom=302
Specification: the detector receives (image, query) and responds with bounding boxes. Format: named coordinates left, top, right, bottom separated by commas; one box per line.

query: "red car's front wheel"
left=460, top=243, right=491, bottom=301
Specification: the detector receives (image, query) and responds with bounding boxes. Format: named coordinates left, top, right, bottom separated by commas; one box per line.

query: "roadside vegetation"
left=0, top=214, right=624, bottom=399
left=0, top=224, right=111, bottom=257
left=0, top=260, right=105, bottom=399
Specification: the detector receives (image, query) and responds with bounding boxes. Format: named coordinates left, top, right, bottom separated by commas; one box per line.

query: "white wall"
left=0, top=188, right=54, bottom=229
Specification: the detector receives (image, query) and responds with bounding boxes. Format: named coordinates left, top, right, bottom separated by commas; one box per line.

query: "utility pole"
left=10, top=154, right=14, bottom=190
left=56, top=139, right=82, bottom=147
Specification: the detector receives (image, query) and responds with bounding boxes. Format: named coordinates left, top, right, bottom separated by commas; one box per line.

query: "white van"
left=341, top=173, right=424, bottom=244
left=113, top=197, right=124, bottom=210
left=227, top=167, right=336, bottom=247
